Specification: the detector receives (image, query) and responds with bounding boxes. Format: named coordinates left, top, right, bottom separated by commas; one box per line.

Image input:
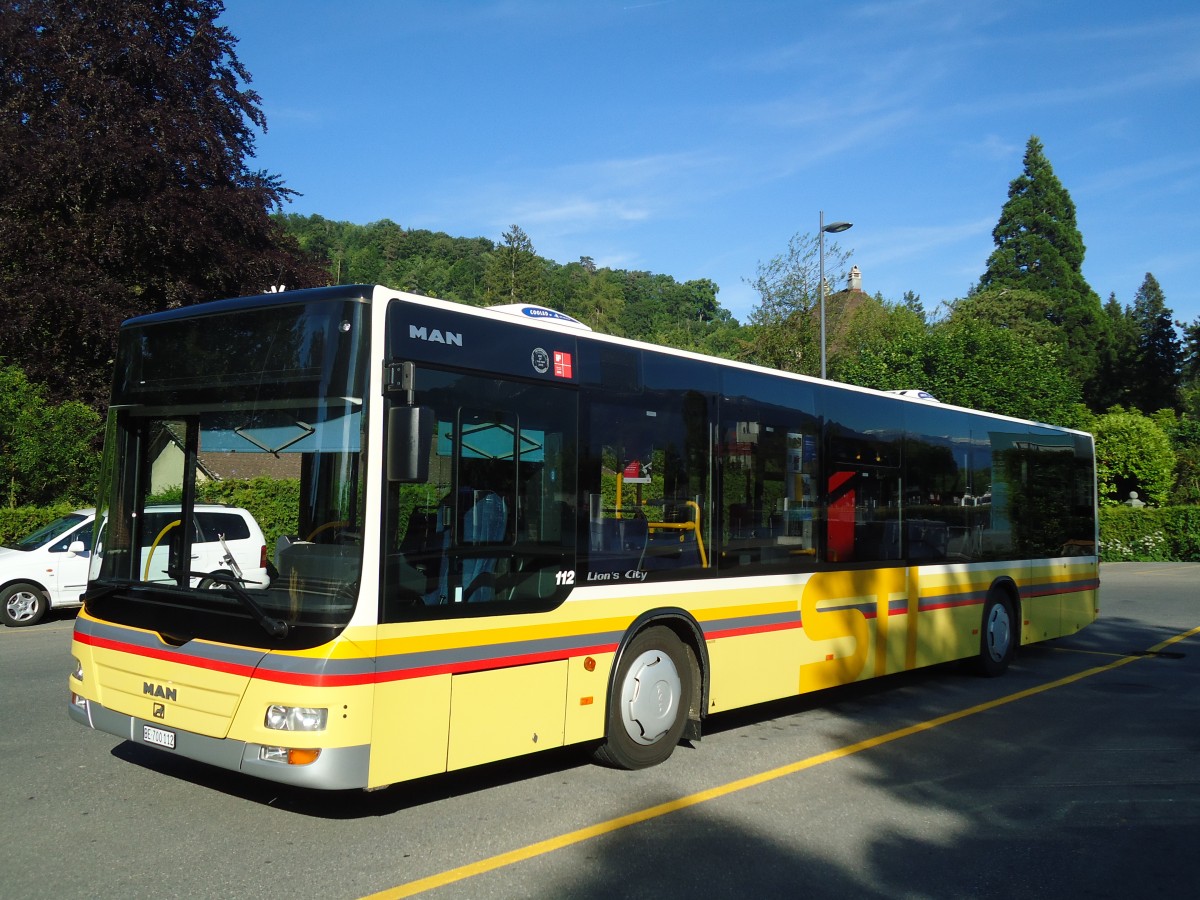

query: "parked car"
left=1, top=505, right=269, bottom=626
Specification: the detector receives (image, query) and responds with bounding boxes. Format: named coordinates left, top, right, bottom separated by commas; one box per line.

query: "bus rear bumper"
left=68, top=696, right=370, bottom=791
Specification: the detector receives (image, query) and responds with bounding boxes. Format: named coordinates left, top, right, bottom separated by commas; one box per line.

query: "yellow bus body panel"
left=706, top=627, right=802, bottom=712
left=447, top=661, right=568, bottom=770
left=72, top=556, right=1096, bottom=788
left=81, top=625, right=255, bottom=739
left=369, top=674, right=452, bottom=786
left=564, top=651, right=613, bottom=746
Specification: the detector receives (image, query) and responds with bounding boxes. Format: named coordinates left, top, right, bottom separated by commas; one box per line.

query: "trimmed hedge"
left=0, top=502, right=80, bottom=545
left=193, top=478, right=300, bottom=562
left=1098, top=506, right=1200, bottom=562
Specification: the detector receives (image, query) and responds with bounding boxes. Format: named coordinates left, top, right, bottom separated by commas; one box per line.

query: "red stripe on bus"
left=76, top=630, right=622, bottom=687
left=1026, top=581, right=1100, bottom=598
left=918, top=597, right=985, bottom=612
left=74, top=630, right=259, bottom=679
left=372, top=642, right=622, bottom=685
left=704, top=619, right=802, bottom=640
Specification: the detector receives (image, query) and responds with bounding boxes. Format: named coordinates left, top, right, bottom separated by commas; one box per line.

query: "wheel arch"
left=1, top=577, right=50, bottom=599
left=609, top=607, right=708, bottom=742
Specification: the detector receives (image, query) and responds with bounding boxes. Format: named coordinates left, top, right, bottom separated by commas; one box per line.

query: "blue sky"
left=219, top=0, right=1200, bottom=328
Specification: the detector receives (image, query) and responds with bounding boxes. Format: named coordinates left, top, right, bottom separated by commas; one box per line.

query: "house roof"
left=198, top=452, right=302, bottom=481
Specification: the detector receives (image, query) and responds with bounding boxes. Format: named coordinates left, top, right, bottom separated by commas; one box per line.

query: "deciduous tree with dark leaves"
left=0, top=0, right=324, bottom=409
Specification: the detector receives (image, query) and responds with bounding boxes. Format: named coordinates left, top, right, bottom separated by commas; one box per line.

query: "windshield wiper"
left=81, top=581, right=133, bottom=604
left=188, top=572, right=288, bottom=639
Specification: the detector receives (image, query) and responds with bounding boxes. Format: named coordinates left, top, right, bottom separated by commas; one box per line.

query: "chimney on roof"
left=847, top=265, right=862, bottom=292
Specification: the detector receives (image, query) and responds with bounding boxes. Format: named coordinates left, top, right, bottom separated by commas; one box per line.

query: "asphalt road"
left=2, top=562, right=1197, bottom=899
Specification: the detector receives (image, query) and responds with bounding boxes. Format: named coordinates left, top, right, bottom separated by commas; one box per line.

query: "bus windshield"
left=86, top=292, right=370, bottom=649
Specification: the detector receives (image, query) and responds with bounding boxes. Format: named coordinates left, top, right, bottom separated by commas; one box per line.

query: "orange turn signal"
left=287, top=748, right=321, bottom=766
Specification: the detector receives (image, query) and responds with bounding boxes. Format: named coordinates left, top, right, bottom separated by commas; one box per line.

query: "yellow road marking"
left=364, top=623, right=1200, bottom=899
left=1049, top=646, right=1130, bottom=659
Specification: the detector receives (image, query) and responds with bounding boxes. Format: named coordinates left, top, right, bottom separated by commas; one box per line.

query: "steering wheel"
left=304, top=520, right=350, bottom=542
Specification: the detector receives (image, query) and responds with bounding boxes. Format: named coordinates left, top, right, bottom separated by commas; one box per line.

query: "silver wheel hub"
left=985, top=603, right=1012, bottom=662
left=6, top=589, right=39, bottom=622
left=620, top=649, right=681, bottom=745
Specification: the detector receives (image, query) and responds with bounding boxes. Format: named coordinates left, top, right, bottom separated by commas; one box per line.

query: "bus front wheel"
left=974, top=591, right=1016, bottom=677
left=594, top=626, right=692, bottom=770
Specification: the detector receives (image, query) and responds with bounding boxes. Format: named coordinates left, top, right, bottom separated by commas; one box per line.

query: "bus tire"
left=973, top=590, right=1016, bottom=677
left=594, top=626, right=692, bottom=770
left=2, top=581, right=49, bottom=627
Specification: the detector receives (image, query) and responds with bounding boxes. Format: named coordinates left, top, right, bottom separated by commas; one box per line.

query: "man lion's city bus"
left=68, top=284, right=1099, bottom=790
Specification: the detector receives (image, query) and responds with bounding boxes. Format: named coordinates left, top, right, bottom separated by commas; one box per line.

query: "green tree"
left=277, top=214, right=497, bottom=304
left=483, top=224, right=548, bottom=306
left=0, top=364, right=101, bottom=506
left=1092, top=407, right=1175, bottom=506
left=932, top=320, right=1085, bottom=425
left=745, top=231, right=852, bottom=375
left=946, top=286, right=1066, bottom=348
left=900, top=290, right=927, bottom=323
left=977, top=136, right=1107, bottom=398
left=1181, top=316, right=1200, bottom=386
left=1171, top=420, right=1200, bottom=505
left=1090, top=292, right=1139, bottom=409
left=0, top=0, right=324, bottom=409
left=1149, top=408, right=1200, bottom=506
left=830, top=294, right=931, bottom=389
left=552, top=260, right=626, bottom=333
left=1181, top=318, right=1200, bottom=428
left=1128, top=273, right=1182, bottom=413
left=834, top=303, right=1085, bottom=427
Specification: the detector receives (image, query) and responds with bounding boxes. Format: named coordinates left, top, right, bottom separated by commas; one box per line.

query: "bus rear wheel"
left=973, top=591, right=1016, bottom=677
left=594, top=626, right=692, bottom=770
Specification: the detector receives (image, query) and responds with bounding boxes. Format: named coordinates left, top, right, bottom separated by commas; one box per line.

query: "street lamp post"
left=819, top=211, right=853, bottom=380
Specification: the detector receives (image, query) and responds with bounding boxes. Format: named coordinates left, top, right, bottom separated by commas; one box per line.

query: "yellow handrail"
left=143, top=519, right=181, bottom=581
left=646, top=500, right=708, bottom=568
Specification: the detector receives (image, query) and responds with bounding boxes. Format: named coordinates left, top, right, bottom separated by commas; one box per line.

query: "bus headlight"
left=265, top=704, right=328, bottom=732
left=71, top=656, right=84, bottom=682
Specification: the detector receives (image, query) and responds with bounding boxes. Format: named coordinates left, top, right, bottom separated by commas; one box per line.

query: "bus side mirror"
left=387, top=405, right=432, bottom=483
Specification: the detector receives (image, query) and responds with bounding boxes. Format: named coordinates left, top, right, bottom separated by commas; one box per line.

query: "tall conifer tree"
left=978, top=136, right=1107, bottom=398
left=1090, top=292, right=1138, bottom=409
left=1183, top=318, right=1200, bottom=384
left=482, top=224, right=549, bottom=306
left=1129, top=272, right=1181, bottom=412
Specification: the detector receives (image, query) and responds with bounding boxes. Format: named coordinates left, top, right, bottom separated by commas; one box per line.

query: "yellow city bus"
left=69, top=284, right=1099, bottom=789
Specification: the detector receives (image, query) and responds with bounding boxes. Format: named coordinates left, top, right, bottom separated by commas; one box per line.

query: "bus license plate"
left=143, top=724, right=176, bottom=750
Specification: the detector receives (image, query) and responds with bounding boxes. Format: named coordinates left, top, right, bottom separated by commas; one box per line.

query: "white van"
left=1, top=505, right=269, bottom=626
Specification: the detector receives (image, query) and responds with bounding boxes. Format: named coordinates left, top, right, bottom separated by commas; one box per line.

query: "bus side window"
left=381, top=370, right=578, bottom=620
left=719, top=414, right=819, bottom=574
left=825, top=436, right=903, bottom=564
left=586, top=395, right=711, bottom=580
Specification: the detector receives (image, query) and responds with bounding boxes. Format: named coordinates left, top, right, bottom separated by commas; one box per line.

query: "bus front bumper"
left=68, top=695, right=370, bottom=791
